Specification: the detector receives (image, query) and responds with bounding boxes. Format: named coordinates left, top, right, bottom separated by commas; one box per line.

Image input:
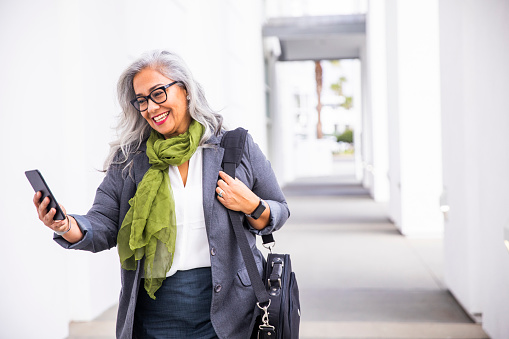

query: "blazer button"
left=210, top=247, right=217, bottom=256
left=214, top=284, right=222, bottom=293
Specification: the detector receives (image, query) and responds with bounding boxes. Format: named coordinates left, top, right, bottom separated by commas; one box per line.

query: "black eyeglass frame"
left=130, top=80, right=183, bottom=112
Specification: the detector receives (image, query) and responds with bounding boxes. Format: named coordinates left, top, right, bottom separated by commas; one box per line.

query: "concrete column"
left=354, top=57, right=364, bottom=183
left=438, top=0, right=483, bottom=320
left=440, top=0, right=509, bottom=337
left=385, top=0, right=443, bottom=236
left=266, top=41, right=291, bottom=184
left=362, top=0, right=390, bottom=202
left=359, top=45, right=371, bottom=186
left=274, top=61, right=303, bottom=185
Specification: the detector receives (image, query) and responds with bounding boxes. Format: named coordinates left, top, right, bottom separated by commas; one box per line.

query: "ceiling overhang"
left=262, top=14, right=366, bottom=61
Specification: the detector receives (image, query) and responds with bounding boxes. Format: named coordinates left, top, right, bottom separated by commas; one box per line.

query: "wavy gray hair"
left=104, top=50, right=223, bottom=171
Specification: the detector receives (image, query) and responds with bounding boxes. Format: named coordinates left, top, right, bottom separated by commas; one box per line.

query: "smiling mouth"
left=152, top=111, right=170, bottom=124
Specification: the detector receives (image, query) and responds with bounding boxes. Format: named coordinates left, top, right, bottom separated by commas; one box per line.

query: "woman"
left=33, top=50, right=289, bottom=339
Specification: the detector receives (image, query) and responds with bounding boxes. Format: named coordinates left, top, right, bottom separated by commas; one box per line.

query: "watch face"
left=252, top=199, right=266, bottom=219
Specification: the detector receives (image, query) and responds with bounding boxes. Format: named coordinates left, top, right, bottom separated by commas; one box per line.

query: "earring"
left=186, top=95, right=190, bottom=101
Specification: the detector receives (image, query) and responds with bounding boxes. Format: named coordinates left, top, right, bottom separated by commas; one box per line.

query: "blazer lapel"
left=202, top=135, right=224, bottom=233
left=133, top=141, right=150, bottom=187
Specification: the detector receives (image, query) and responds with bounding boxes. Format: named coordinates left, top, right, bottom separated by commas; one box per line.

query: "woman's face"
left=133, top=67, right=191, bottom=139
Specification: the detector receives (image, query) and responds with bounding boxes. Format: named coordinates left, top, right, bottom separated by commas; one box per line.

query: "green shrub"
left=336, top=129, right=353, bottom=143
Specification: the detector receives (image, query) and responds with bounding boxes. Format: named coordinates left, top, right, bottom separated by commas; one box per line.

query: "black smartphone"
left=25, top=169, right=65, bottom=220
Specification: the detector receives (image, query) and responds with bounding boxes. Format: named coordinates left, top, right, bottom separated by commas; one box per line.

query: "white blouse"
left=165, top=147, right=211, bottom=277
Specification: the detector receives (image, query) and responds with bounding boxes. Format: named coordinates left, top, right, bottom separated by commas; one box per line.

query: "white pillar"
left=265, top=38, right=294, bottom=186
left=438, top=0, right=483, bottom=320
left=363, top=0, right=390, bottom=202
left=274, top=61, right=301, bottom=185
left=359, top=45, right=371, bottom=185
left=440, top=0, right=509, bottom=337
left=385, top=0, right=443, bottom=236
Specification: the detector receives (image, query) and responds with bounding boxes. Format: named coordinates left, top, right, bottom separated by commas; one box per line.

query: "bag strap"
left=220, top=128, right=270, bottom=306
left=220, top=129, right=275, bottom=247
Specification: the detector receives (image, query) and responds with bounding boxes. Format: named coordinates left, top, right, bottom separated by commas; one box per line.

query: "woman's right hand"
left=33, top=191, right=83, bottom=242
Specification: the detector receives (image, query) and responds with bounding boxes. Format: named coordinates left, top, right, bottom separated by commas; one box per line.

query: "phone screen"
left=25, top=169, right=65, bottom=220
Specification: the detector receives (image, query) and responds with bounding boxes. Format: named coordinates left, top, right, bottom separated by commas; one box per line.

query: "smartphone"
left=25, top=169, right=65, bottom=220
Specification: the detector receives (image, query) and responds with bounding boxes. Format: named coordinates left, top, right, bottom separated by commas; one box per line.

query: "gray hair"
left=104, top=50, right=223, bottom=171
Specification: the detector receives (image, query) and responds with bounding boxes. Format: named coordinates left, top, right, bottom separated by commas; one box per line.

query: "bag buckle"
left=257, top=300, right=275, bottom=332
left=263, top=241, right=275, bottom=253
left=268, top=260, right=283, bottom=291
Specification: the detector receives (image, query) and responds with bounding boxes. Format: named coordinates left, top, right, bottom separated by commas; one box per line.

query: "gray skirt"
left=133, top=267, right=219, bottom=339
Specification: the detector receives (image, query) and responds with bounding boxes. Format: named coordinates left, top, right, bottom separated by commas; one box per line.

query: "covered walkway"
left=68, top=158, right=488, bottom=339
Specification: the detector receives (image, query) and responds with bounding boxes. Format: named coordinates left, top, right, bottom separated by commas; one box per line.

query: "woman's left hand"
left=216, top=171, right=259, bottom=214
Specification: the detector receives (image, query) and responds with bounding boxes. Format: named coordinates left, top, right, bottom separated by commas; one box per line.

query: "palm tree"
left=315, top=60, right=323, bottom=139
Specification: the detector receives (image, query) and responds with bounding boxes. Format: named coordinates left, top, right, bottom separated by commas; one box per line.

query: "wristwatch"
left=245, top=199, right=267, bottom=220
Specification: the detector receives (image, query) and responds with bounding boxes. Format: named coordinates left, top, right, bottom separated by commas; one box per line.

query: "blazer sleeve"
left=53, top=163, right=126, bottom=253
left=244, top=133, right=290, bottom=235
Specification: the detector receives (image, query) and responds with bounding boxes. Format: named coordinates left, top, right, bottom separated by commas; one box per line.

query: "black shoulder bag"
left=220, top=128, right=301, bottom=339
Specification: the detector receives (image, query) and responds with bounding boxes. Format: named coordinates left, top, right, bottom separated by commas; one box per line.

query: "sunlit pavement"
left=68, top=157, right=489, bottom=339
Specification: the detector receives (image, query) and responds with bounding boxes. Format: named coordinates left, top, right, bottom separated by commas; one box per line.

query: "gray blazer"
left=55, top=131, right=290, bottom=339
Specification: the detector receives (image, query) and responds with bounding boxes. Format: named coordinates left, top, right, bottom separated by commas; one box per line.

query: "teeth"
left=153, top=112, right=169, bottom=123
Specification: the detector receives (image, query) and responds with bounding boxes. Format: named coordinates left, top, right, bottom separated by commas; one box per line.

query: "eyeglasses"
left=130, top=81, right=182, bottom=112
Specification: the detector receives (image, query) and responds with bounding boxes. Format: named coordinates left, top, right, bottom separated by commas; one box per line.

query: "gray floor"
left=68, top=157, right=489, bottom=339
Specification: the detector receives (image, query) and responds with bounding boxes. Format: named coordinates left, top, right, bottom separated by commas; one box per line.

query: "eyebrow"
left=135, top=83, right=165, bottom=97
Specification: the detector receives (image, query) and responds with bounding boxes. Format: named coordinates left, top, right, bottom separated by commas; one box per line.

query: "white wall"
left=184, top=1, right=268, bottom=151
left=385, top=0, right=443, bottom=237
left=439, top=1, right=509, bottom=337
left=0, top=1, right=267, bottom=338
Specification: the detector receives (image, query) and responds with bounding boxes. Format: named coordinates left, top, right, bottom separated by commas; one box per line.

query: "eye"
left=136, top=98, right=147, bottom=105
left=151, top=89, right=165, bottom=99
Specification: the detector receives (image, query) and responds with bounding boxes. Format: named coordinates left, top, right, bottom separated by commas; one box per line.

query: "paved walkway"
left=68, top=158, right=489, bottom=339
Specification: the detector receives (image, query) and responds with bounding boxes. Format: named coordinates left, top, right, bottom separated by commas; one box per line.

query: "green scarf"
left=117, top=120, right=205, bottom=299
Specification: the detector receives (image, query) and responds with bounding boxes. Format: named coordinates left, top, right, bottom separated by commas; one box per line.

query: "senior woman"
left=33, top=50, right=289, bottom=339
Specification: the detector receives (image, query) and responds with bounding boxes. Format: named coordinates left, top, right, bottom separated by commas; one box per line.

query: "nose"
left=147, top=98, right=160, bottom=113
